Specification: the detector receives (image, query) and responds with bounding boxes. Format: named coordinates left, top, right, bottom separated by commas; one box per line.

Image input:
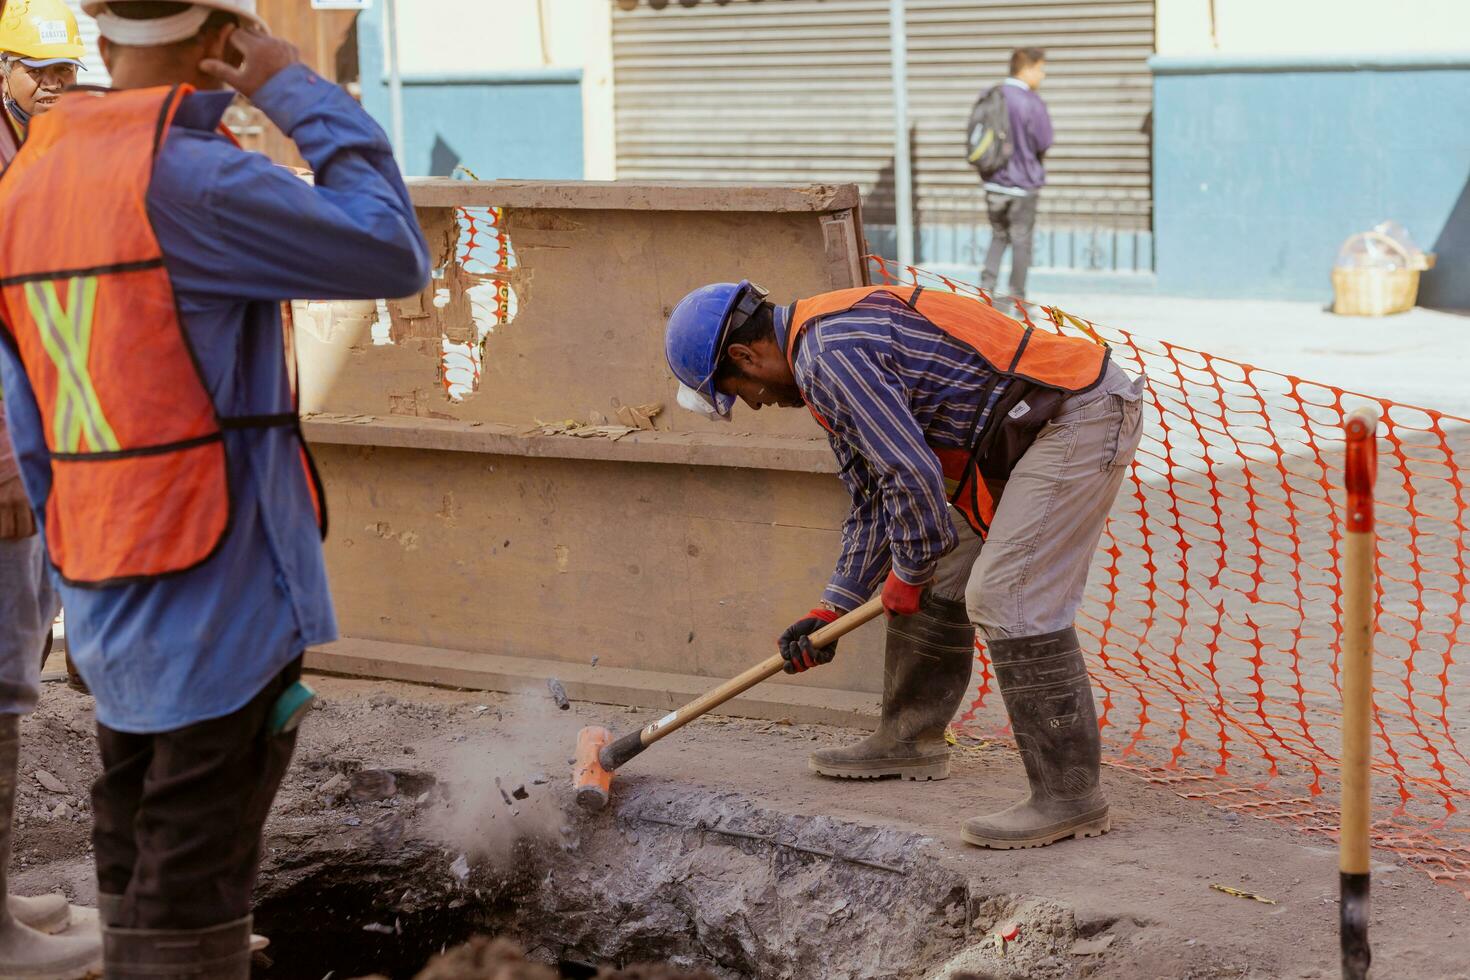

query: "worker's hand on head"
left=779, top=607, right=841, bottom=674
left=200, top=26, right=300, bottom=99
left=0, top=476, right=36, bottom=540
left=880, top=571, right=927, bottom=618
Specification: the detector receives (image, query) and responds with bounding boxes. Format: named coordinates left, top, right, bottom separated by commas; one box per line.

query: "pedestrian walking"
left=979, top=47, right=1052, bottom=302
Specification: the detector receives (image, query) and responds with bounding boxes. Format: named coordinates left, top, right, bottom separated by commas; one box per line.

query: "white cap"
left=83, top=1, right=268, bottom=45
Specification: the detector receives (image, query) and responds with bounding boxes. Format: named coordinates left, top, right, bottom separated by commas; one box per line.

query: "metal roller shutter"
left=65, top=0, right=110, bottom=86
left=613, top=0, right=1153, bottom=254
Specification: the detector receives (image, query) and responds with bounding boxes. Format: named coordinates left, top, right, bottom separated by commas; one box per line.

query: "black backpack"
left=964, top=85, right=1012, bottom=179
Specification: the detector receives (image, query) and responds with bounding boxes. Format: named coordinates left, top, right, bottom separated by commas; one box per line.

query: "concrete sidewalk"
left=1036, top=291, right=1470, bottom=419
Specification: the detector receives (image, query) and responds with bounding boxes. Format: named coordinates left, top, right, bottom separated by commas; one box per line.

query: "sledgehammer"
left=573, top=595, right=885, bottom=810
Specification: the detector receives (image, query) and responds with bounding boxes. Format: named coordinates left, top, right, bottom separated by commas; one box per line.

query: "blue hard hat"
left=664, top=280, right=767, bottom=420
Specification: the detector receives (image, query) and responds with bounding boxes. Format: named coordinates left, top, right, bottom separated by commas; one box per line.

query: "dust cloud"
left=420, top=688, right=588, bottom=864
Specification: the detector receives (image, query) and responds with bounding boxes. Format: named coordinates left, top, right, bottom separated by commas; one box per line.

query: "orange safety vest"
left=0, top=85, right=323, bottom=587
left=785, top=285, right=1109, bottom=538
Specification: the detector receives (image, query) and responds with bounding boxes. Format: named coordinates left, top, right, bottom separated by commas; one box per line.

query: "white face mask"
left=676, top=382, right=732, bottom=422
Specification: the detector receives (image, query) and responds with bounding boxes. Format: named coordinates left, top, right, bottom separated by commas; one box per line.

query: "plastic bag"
left=1335, top=221, right=1425, bottom=271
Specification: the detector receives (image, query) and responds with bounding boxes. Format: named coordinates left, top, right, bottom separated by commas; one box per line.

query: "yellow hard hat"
left=0, top=0, right=86, bottom=66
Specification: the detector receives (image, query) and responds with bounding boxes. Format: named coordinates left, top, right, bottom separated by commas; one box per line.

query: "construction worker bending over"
left=0, top=1, right=429, bottom=975
left=0, top=0, right=87, bottom=167
left=665, top=283, right=1144, bottom=849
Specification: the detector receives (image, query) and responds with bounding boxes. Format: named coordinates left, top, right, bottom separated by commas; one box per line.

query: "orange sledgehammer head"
left=573, top=726, right=613, bottom=811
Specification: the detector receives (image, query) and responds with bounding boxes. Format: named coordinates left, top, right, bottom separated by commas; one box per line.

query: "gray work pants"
left=930, top=362, right=1146, bottom=640
left=0, top=532, right=58, bottom=716
left=980, top=191, right=1039, bottom=300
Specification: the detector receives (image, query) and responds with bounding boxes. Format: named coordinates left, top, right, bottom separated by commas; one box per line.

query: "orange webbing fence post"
left=1340, top=406, right=1378, bottom=980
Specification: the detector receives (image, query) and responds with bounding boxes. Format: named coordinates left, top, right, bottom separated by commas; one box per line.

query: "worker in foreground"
left=665, top=282, right=1144, bottom=848
left=0, top=1, right=429, bottom=975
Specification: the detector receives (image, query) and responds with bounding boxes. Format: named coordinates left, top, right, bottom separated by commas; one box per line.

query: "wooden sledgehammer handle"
left=599, top=595, right=887, bottom=772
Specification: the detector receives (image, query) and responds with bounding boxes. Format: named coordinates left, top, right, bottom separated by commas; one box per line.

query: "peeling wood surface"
left=300, top=202, right=866, bottom=439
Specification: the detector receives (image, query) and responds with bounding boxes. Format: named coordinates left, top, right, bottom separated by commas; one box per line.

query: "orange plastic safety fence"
left=869, top=256, right=1470, bottom=898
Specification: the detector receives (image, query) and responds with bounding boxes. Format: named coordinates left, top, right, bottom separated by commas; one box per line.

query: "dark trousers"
left=92, top=658, right=302, bottom=930
left=980, top=191, right=1039, bottom=300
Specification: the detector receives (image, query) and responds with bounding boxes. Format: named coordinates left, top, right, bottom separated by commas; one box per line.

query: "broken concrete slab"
left=350, top=769, right=398, bottom=803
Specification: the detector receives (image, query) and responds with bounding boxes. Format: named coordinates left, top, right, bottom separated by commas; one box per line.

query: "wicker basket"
left=1332, top=231, right=1436, bottom=317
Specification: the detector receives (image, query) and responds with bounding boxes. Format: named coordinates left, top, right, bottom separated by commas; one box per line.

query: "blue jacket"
left=0, top=65, right=430, bottom=732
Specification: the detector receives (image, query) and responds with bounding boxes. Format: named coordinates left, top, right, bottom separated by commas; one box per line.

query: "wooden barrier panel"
left=298, top=180, right=886, bottom=721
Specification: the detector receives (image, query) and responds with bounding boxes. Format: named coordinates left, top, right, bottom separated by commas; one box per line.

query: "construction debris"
left=32, top=769, right=65, bottom=794
left=547, top=678, right=570, bottom=711
left=448, top=854, right=471, bottom=882
left=528, top=402, right=662, bottom=441
left=1070, top=934, right=1115, bottom=956
left=318, top=773, right=350, bottom=799
left=529, top=420, right=637, bottom=440
left=615, top=401, right=664, bottom=431
left=1210, top=883, right=1277, bottom=905
left=350, top=769, right=398, bottom=803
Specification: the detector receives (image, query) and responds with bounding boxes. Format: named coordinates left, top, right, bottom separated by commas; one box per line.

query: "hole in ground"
left=252, top=791, right=976, bottom=979
left=251, top=841, right=504, bottom=979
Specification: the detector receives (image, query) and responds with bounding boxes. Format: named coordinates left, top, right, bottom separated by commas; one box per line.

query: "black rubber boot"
left=962, top=627, right=1110, bottom=848
left=102, top=917, right=251, bottom=980
left=809, top=595, right=975, bottom=780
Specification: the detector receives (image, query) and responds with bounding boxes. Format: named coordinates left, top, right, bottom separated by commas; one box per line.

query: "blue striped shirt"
left=776, top=291, right=1011, bottom=611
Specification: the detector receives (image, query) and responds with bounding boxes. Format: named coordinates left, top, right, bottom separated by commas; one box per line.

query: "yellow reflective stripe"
left=968, top=129, right=995, bottom=164
left=24, top=276, right=119, bottom=453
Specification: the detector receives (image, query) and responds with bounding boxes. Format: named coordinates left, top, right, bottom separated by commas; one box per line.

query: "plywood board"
left=315, top=444, right=885, bottom=695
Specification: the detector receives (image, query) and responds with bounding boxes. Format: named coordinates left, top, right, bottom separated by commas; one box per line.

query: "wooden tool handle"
left=600, top=596, right=887, bottom=771
left=1339, top=407, right=1378, bottom=876
left=1339, top=407, right=1378, bottom=980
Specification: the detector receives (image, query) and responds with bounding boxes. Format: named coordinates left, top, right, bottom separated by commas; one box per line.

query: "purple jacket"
left=987, top=78, right=1053, bottom=193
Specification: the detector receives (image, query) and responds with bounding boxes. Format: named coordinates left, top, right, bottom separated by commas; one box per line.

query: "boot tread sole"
left=961, top=815, right=1111, bottom=849
left=808, top=757, right=949, bottom=781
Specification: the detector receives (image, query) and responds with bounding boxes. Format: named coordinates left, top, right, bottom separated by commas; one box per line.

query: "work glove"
left=881, top=570, right=927, bottom=618
left=779, top=607, right=841, bottom=674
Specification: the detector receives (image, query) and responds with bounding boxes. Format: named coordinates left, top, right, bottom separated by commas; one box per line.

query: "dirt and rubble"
left=11, top=674, right=1469, bottom=979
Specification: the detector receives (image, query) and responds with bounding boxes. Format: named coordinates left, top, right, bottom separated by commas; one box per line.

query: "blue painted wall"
left=357, top=5, right=582, bottom=180
left=1152, top=54, right=1470, bottom=309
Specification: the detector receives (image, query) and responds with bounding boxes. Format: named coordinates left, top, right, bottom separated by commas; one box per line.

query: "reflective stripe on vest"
left=0, top=85, right=322, bottom=586
left=784, top=285, right=1108, bottom=538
